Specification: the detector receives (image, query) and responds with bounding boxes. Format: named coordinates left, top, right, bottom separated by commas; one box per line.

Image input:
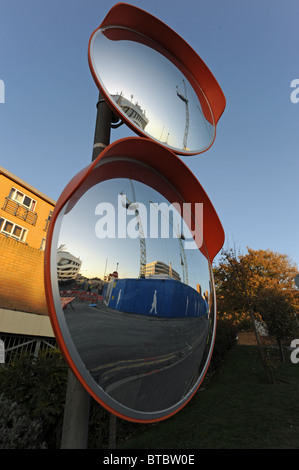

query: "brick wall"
left=0, top=234, right=48, bottom=315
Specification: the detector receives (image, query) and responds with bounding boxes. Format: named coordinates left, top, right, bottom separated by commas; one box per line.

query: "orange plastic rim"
left=44, top=137, right=224, bottom=422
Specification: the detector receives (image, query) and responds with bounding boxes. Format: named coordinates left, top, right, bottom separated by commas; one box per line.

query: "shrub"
left=0, top=349, right=68, bottom=448
left=0, top=394, right=46, bottom=449
left=211, top=319, right=238, bottom=370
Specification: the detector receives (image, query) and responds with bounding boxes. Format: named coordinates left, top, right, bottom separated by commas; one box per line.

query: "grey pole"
left=61, top=369, right=91, bottom=449
left=60, top=91, right=113, bottom=449
left=92, top=91, right=113, bottom=161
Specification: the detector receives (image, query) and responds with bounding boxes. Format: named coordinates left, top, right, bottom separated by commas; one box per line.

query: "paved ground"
left=238, top=331, right=276, bottom=346
left=63, top=299, right=211, bottom=412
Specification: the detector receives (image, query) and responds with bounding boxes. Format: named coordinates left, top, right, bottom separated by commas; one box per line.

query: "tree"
left=213, top=247, right=299, bottom=383
left=214, top=247, right=298, bottom=323
left=256, top=287, right=299, bottom=361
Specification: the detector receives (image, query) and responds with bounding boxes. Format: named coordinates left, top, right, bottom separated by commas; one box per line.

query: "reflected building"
left=140, top=260, right=181, bottom=282
left=57, top=250, right=82, bottom=282
left=112, top=92, right=149, bottom=130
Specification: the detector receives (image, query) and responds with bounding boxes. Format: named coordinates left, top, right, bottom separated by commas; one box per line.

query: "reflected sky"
left=89, top=26, right=215, bottom=153
left=51, top=176, right=216, bottom=417
left=57, top=178, right=211, bottom=294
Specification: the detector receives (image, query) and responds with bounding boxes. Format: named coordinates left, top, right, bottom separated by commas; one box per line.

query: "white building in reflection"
left=57, top=250, right=82, bottom=282
left=112, top=92, right=149, bottom=130
left=140, top=260, right=181, bottom=282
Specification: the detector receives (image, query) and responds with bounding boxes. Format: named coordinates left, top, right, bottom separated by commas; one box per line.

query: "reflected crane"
left=159, top=125, right=170, bottom=145
left=120, top=180, right=146, bottom=277
left=176, top=79, right=190, bottom=150
left=176, top=230, right=188, bottom=285
left=149, top=201, right=188, bottom=285
left=171, top=215, right=189, bottom=286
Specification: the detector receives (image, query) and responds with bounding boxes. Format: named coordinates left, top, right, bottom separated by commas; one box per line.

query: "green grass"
left=117, top=345, right=299, bottom=449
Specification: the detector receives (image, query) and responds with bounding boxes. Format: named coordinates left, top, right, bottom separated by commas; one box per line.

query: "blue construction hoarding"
left=102, top=278, right=209, bottom=318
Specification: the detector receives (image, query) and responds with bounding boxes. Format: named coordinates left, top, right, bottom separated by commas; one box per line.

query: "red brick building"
left=0, top=167, right=56, bottom=360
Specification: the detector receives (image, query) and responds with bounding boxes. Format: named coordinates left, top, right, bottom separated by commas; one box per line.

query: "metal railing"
left=0, top=333, right=57, bottom=364
left=2, top=197, right=38, bottom=225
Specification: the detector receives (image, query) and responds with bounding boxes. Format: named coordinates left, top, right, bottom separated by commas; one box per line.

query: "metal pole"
left=61, top=369, right=91, bottom=449
left=60, top=91, right=113, bottom=449
left=92, top=91, right=113, bottom=161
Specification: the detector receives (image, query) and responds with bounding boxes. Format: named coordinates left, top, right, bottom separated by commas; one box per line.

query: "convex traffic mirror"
left=88, top=2, right=226, bottom=156
left=45, top=137, right=225, bottom=422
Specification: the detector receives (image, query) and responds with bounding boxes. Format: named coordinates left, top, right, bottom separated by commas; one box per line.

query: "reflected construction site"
left=90, top=23, right=215, bottom=154
left=53, top=178, right=215, bottom=412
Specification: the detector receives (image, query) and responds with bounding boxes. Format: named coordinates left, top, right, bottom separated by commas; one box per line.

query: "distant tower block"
left=112, top=93, right=149, bottom=130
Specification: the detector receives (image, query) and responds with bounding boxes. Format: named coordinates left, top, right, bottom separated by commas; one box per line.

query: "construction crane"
left=149, top=201, right=188, bottom=285
left=171, top=215, right=189, bottom=286
left=177, top=230, right=189, bottom=285
left=176, top=79, right=190, bottom=151
left=120, top=180, right=146, bottom=277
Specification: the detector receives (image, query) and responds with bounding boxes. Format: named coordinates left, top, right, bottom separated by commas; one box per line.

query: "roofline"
left=0, top=166, right=56, bottom=206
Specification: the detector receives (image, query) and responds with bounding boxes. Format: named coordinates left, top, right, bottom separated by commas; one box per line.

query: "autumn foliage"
left=213, top=248, right=299, bottom=337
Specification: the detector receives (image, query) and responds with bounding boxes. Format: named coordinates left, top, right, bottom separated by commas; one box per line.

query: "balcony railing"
left=2, top=197, right=38, bottom=226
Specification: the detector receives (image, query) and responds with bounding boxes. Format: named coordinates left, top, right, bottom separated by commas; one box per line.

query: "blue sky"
left=1, top=0, right=298, bottom=270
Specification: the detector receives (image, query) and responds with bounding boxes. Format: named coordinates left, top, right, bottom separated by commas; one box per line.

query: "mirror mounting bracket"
left=111, top=119, right=124, bottom=129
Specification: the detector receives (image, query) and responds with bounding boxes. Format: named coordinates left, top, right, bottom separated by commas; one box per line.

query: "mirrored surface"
left=89, top=26, right=215, bottom=154
left=50, top=175, right=216, bottom=419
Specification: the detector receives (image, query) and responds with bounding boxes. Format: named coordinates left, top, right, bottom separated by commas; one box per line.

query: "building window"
left=0, top=217, right=27, bottom=242
left=9, top=187, right=36, bottom=211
